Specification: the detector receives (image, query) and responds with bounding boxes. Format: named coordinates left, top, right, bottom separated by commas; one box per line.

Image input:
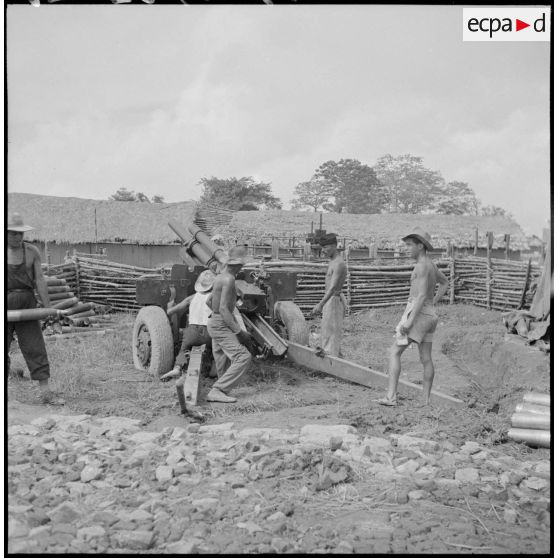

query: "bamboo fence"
left=243, top=259, right=452, bottom=316
left=71, top=255, right=165, bottom=312
left=453, top=256, right=540, bottom=311
left=44, top=254, right=540, bottom=318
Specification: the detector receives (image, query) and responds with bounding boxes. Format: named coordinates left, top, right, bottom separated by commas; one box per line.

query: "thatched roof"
left=8, top=193, right=198, bottom=244
left=9, top=193, right=528, bottom=250
left=213, top=210, right=528, bottom=250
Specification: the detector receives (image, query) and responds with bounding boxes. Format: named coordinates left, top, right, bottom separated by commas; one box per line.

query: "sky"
left=7, top=4, right=551, bottom=235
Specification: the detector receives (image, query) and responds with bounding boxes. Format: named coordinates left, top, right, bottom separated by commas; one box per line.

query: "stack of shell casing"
left=41, top=273, right=116, bottom=337
left=508, top=392, right=550, bottom=448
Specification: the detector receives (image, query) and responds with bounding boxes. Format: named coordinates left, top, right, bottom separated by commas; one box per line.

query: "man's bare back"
left=211, top=272, right=237, bottom=315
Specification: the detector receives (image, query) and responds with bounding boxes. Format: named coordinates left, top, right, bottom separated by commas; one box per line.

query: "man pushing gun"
left=205, top=250, right=255, bottom=403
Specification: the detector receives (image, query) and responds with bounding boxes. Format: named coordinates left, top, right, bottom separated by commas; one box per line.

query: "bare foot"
left=376, top=396, right=397, bottom=407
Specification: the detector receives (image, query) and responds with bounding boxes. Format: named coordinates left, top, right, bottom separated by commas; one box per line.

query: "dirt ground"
left=7, top=303, right=551, bottom=554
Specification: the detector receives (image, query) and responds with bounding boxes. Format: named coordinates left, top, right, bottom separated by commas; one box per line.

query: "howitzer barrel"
left=168, top=219, right=225, bottom=273
left=8, top=308, right=63, bottom=322
left=187, top=223, right=228, bottom=266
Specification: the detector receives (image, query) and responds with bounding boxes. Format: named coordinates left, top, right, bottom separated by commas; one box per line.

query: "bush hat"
left=319, top=233, right=338, bottom=247
left=7, top=212, right=34, bottom=232
left=195, top=269, right=216, bottom=292
left=225, top=246, right=248, bottom=266
left=402, top=227, right=434, bottom=251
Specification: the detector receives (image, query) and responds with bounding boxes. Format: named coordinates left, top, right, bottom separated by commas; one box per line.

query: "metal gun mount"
left=132, top=219, right=309, bottom=378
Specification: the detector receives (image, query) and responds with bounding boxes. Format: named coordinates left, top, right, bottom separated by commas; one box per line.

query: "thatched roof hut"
left=213, top=210, right=528, bottom=250
left=8, top=193, right=198, bottom=244
left=8, top=193, right=527, bottom=252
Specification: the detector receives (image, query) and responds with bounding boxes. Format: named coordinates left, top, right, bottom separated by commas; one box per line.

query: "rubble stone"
left=454, top=467, right=479, bottom=483
left=155, top=466, right=174, bottom=482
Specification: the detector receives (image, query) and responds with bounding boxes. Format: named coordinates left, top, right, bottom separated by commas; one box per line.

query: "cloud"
left=8, top=5, right=549, bottom=236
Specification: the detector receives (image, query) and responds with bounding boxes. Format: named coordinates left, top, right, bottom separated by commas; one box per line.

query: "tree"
left=374, top=154, right=444, bottom=213
left=312, top=159, right=385, bottom=213
left=109, top=188, right=166, bottom=203
left=290, top=179, right=334, bottom=212
left=434, top=181, right=481, bottom=215
left=199, top=177, right=282, bottom=210
left=109, top=187, right=137, bottom=202
left=135, top=192, right=150, bottom=203
left=480, top=204, right=513, bottom=218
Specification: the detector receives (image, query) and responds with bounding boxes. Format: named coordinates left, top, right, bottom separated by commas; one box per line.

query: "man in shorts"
left=377, top=228, right=449, bottom=407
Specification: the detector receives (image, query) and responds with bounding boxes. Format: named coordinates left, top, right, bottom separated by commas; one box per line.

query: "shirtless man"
left=205, top=252, right=254, bottom=403
left=378, top=228, right=448, bottom=407
left=310, top=233, right=347, bottom=357
left=7, top=212, right=64, bottom=405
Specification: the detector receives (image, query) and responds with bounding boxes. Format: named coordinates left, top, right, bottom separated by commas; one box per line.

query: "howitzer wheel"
left=132, top=306, right=174, bottom=378
left=274, top=301, right=310, bottom=346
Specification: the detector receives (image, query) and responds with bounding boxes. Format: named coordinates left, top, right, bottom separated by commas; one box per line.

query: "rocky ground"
left=7, top=304, right=551, bottom=553
left=7, top=412, right=551, bottom=554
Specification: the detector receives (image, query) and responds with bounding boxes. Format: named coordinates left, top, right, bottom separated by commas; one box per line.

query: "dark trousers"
left=7, top=291, right=50, bottom=381
left=175, top=324, right=213, bottom=369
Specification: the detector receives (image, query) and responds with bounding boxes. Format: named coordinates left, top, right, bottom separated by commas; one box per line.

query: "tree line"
left=108, top=154, right=511, bottom=218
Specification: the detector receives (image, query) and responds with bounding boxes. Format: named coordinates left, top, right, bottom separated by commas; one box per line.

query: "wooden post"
left=474, top=227, right=479, bottom=256
left=504, top=234, right=510, bottom=260
left=368, top=242, right=377, bottom=261
left=44, top=241, right=50, bottom=273
left=271, top=238, right=280, bottom=260
left=248, top=238, right=255, bottom=258
left=449, top=257, right=455, bottom=305
left=344, top=247, right=351, bottom=314
left=446, top=240, right=453, bottom=258
left=73, top=249, right=81, bottom=300
left=486, top=232, right=493, bottom=309
left=518, top=259, right=532, bottom=309
left=303, top=242, right=311, bottom=261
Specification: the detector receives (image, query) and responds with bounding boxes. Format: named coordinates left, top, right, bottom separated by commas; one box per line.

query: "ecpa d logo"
left=463, top=8, right=550, bottom=42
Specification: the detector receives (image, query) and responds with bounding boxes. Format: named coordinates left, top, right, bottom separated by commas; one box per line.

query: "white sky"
left=7, top=4, right=550, bottom=234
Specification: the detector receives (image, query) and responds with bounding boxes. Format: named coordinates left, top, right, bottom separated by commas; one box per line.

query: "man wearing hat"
left=377, top=227, right=448, bottom=407
left=203, top=249, right=255, bottom=403
left=164, top=269, right=217, bottom=381
left=7, top=213, right=64, bottom=405
left=310, top=233, right=347, bottom=357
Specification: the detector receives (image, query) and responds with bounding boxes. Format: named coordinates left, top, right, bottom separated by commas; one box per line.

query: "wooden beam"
left=182, top=345, right=203, bottom=406
left=286, top=342, right=465, bottom=408
left=271, top=238, right=280, bottom=260
left=473, top=227, right=478, bottom=256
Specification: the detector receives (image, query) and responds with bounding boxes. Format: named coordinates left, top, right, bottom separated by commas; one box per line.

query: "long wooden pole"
left=286, top=342, right=465, bottom=408
left=518, top=258, right=531, bottom=309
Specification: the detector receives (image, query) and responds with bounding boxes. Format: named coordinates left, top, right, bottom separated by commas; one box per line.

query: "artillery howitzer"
left=131, top=218, right=465, bottom=410
left=132, top=219, right=309, bottom=379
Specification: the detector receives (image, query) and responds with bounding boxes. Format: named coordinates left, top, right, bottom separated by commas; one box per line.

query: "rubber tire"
left=132, top=306, right=174, bottom=378
left=275, top=301, right=310, bottom=346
